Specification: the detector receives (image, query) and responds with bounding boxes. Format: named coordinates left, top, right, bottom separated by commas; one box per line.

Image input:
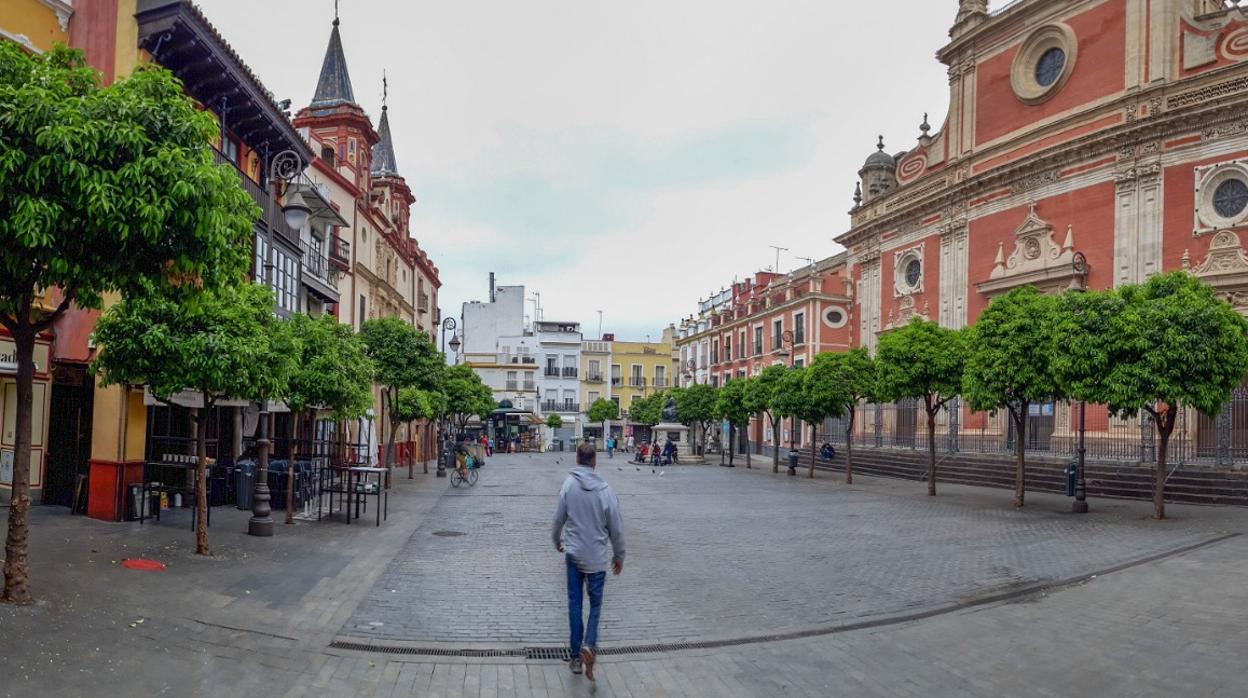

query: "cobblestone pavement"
left=1, top=453, right=1247, bottom=697
left=341, top=453, right=1233, bottom=646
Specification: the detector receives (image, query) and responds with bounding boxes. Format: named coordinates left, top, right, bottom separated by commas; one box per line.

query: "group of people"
left=630, top=439, right=677, bottom=466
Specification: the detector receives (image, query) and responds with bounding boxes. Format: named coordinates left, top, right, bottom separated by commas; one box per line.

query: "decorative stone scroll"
left=1184, top=230, right=1248, bottom=314
left=975, top=203, right=1089, bottom=297
left=883, top=295, right=930, bottom=331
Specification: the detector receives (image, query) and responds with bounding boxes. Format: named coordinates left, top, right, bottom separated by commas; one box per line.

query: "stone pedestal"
left=653, top=422, right=705, bottom=464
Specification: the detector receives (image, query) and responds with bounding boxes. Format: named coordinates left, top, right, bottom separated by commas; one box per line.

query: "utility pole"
left=768, top=245, right=789, bottom=273
left=596, top=310, right=603, bottom=340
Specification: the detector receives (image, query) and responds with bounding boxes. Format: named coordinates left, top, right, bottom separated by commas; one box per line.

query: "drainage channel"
left=330, top=533, right=1239, bottom=661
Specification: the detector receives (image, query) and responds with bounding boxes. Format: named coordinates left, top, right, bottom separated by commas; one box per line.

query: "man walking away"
left=552, top=442, right=625, bottom=680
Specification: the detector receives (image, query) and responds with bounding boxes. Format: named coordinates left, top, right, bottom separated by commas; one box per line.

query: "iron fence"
left=821, top=387, right=1248, bottom=468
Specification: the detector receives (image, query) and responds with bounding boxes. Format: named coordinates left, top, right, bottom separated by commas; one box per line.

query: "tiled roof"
left=310, top=18, right=356, bottom=108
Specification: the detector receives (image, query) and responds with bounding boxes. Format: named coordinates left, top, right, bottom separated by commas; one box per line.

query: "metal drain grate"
left=431, top=530, right=466, bottom=537
left=524, top=647, right=570, bottom=661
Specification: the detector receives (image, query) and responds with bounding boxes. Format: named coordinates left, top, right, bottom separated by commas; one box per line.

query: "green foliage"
left=285, top=313, right=373, bottom=419
left=876, top=318, right=967, bottom=412
left=394, top=388, right=439, bottom=423
left=746, top=364, right=788, bottom=420
left=715, top=378, right=753, bottom=428
left=442, top=364, right=495, bottom=429
left=1053, top=272, right=1248, bottom=419
left=833, top=348, right=877, bottom=406
left=771, top=366, right=810, bottom=421
left=359, top=316, right=443, bottom=395
left=963, top=286, right=1060, bottom=420
left=92, top=284, right=296, bottom=403
left=587, top=398, right=620, bottom=424
left=674, top=383, right=719, bottom=430
left=546, top=413, right=564, bottom=429
left=0, top=43, right=256, bottom=322
left=803, top=354, right=851, bottom=424
left=627, top=392, right=663, bottom=427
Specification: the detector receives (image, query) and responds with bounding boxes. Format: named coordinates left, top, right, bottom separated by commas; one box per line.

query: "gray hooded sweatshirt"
left=552, top=467, right=626, bottom=573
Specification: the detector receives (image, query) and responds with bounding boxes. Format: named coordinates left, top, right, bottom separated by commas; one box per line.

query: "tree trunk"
left=1013, top=404, right=1027, bottom=509
left=1154, top=409, right=1176, bottom=521
left=728, top=423, right=735, bottom=465
left=745, top=426, right=751, bottom=469
left=808, top=422, right=816, bottom=479
left=771, top=416, right=780, bottom=473
left=2, top=326, right=36, bottom=603
left=845, top=407, right=855, bottom=485
left=195, top=394, right=211, bottom=556
left=926, top=400, right=937, bottom=497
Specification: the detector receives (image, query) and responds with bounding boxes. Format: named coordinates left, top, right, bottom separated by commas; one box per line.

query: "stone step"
left=788, top=449, right=1248, bottom=506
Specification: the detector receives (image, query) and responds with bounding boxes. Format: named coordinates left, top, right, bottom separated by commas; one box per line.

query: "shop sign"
left=0, top=339, right=45, bottom=375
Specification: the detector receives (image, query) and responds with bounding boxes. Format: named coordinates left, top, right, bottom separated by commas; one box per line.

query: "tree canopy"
left=627, top=392, right=663, bottom=427
left=284, top=313, right=373, bottom=419
left=673, top=382, right=719, bottom=442
left=587, top=398, right=620, bottom=424
left=359, top=317, right=443, bottom=466
left=442, top=363, right=495, bottom=430
left=963, top=286, right=1061, bottom=508
left=821, top=348, right=876, bottom=484
left=716, top=378, right=753, bottom=429
left=545, top=413, right=564, bottom=429
left=0, top=43, right=258, bottom=601
left=1053, top=272, right=1248, bottom=518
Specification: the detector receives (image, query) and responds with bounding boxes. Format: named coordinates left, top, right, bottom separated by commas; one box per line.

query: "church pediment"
left=975, top=203, right=1088, bottom=297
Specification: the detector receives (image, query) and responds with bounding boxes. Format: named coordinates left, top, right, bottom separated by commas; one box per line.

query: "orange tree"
left=0, top=44, right=255, bottom=601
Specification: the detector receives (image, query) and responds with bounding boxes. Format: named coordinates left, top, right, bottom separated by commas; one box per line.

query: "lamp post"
left=436, top=317, right=459, bottom=478
left=246, top=150, right=310, bottom=537
left=1071, top=252, right=1090, bottom=514
left=248, top=398, right=274, bottom=536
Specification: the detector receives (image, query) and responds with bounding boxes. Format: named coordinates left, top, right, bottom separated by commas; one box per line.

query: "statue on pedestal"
left=662, top=396, right=679, bottom=423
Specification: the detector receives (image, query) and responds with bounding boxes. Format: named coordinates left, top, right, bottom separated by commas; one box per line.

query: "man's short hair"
left=576, top=442, right=596, bottom=467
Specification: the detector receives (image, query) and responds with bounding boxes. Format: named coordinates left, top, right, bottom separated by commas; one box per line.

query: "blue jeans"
left=566, top=554, right=606, bottom=656
left=607, top=447, right=614, bottom=458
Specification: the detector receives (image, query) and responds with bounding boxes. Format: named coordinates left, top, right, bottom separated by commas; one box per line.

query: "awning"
left=142, top=387, right=288, bottom=412
left=290, top=178, right=349, bottom=228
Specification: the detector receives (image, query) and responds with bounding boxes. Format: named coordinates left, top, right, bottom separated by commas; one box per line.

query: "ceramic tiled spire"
left=310, top=11, right=356, bottom=108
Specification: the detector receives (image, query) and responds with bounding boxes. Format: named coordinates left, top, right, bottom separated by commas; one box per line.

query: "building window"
left=320, top=144, right=335, bottom=165
left=348, top=137, right=357, bottom=163
left=611, top=364, right=621, bottom=386
left=358, top=294, right=366, bottom=329
left=1214, top=179, right=1248, bottom=219
left=794, top=312, right=805, bottom=345
left=711, top=340, right=719, bottom=365
left=894, top=246, right=925, bottom=296
left=1034, top=47, right=1065, bottom=87
left=654, top=365, right=666, bottom=387
left=254, top=234, right=269, bottom=283
left=1011, top=23, right=1077, bottom=105
left=724, top=335, right=732, bottom=361
left=222, top=137, right=239, bottom=165
left=754, top=327, right=763, bottom=356
left=772, top=319, right=783, bottom=350
left=588, top=391, right=600, bottom=404
left=824, top=306, right=849, bottom=329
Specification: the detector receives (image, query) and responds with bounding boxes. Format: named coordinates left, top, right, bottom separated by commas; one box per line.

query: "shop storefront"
left=0, top=335, right=54, bottom=504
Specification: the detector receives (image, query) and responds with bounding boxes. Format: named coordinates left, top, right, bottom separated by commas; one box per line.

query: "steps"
left=790, top=448, right=1248, bottom=506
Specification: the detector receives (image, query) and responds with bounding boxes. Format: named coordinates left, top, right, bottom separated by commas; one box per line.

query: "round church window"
left=1035, top=48, right=1066, bottom=87
left=905, top=259, right=922, bottom=288
left=1214, top=178, right=1248, bottom=219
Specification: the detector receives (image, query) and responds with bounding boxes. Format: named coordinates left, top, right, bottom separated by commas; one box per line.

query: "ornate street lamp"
left=436, top=317, right=458, bottom=478
left=248, top=398, right=274, bottom=537
left=1071, top=252, right=1091, bottom=514
left=270, top=150, right=311, bottom=231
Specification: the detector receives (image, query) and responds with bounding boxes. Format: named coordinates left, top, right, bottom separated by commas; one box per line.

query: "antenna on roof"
left=768, top=245, right=789, bottom=274
left=333, top=0, right=340, bottom=25
left=797, top=256, right=815, bottom=269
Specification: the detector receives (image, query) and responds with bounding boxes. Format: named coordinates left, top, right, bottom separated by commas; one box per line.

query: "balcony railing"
left=304, top=252, right=329, bottom=280
left=629, top=377, right=646, bottom=388
left=523, top=381, right=536, bottom=391
left=544, top=368, right=560, bottom=377
left=212, top=146, right=301, bottom=252
left=611, top=377, right=622, bottom=387
left=329, top=234, right=351, bottom=269
left=499, top=353, right=535, bottom=365
left=562, top=367, right=578, bottom=378
left=653, top=377, right=668, bottom=388
left=754, top=343, right=763, bottom=356
left=586, top=373, right=604, bottom=383
left=794, top=330, right=805, bottom=345
left=506, top=381, right=518, bottom=391
left=541, top=400, right=580, bottom=413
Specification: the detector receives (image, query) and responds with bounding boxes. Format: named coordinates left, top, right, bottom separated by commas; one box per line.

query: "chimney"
left=488, top=272, right=495, bottom=303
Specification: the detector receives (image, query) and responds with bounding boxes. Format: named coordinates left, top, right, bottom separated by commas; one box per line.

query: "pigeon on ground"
left=636, top=467, right=640, bottom=471
left=651, top=469, right=655, bottom=474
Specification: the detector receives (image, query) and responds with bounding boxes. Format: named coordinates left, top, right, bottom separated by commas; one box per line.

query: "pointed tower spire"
left=310, top=7, right=356, bottom=108
left=371, top=72, right=399, bottom=176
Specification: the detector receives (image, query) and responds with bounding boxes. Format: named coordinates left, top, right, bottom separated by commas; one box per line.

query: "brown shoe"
left=569, top=658, right=583, bottom=675
left=580, top=647, right=596, bottom=681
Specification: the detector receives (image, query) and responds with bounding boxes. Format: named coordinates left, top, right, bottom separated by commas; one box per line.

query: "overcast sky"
left=195, top=0, right=956, bottom=342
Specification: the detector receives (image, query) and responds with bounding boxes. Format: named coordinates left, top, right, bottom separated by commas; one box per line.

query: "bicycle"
left=450, top=455, right=479, bottom=488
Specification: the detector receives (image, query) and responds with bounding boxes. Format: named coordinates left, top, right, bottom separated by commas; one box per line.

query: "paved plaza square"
left=2, top=453, right=1248, bottom=696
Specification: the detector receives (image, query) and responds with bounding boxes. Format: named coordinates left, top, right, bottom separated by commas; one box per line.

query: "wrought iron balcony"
left=562, top=367, right=578, bottom=378
left=541, top=400, right=580, bottom=413
left=585, top=373, right=604, bottom=384
left=629, top=377, right=646, bottom=388
left=329, top=234, right=351, bottom=269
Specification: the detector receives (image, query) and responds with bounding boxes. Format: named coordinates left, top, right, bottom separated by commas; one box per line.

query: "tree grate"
left=329, top=641, right=520, bottom=658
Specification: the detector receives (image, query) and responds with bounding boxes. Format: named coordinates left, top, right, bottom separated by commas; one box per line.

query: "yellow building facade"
left=579, top=329, right=677, bottom=443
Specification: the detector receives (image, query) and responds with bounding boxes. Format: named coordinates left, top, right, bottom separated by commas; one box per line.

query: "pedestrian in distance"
left=625, top=434, right=635, bottom=453
left=606, top=436, right=615, bottom=459
left=551, top=442, right=625, bottom=681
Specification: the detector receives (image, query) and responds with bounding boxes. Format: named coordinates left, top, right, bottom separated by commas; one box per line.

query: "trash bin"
left=1065, top=461, right=1078, bottom=497
left=127, top=484, right=143, bottom=521
left=235, top=459, right=255, bottom=510
left=787, top=451, right=799, bottom=475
